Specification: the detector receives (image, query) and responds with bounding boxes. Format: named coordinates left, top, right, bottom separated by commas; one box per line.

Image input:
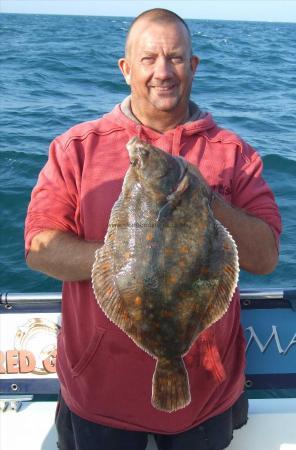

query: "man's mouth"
left=151, top=84, right=177, bottom=94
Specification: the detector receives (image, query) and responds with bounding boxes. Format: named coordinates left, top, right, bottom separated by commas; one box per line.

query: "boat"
left=1, top=289, right=296, bottom=450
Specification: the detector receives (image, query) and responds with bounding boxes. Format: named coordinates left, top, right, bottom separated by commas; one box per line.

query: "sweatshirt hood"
left=101, top=96, right=217, bottom=156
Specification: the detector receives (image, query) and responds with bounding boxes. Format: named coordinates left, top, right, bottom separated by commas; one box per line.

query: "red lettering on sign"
left=19, top=351, right=36, bottom=373
left=0, top=351, right=5, bottom=374
left=43, top=350, right=57, bottom=373
left=6, top=350, right=19, bottom=374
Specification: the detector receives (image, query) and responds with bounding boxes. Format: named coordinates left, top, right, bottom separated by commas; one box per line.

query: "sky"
left=1, top=0, right=296, bottom=23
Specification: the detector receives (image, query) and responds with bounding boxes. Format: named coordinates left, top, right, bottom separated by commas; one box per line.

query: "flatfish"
left=92, top=136, right=239, bottom=412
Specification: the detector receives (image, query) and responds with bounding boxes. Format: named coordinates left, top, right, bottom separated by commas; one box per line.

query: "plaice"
left=92, top=136, right=239, bottom=413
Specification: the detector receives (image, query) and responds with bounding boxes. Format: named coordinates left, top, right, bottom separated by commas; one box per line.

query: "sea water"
left=0, top=13, right=295, bottom=292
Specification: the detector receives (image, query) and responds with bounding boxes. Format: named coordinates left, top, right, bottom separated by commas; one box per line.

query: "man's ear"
left=118, top=58, right=131, bottom=85
left=190, top=55, right=199, bottom=74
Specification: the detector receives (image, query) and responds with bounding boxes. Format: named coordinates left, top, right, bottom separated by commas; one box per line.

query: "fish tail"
left=152, top=357, right=191, bottom=412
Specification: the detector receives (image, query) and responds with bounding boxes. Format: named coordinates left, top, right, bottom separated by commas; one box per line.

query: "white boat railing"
left=0, top=288, right=296, bottom=310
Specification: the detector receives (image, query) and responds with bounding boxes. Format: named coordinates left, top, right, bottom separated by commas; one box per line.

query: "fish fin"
left=152, top=357, right=191, bottom=412
left=199, top=219, right=239, bottom=330
left=91, top=246, right=134, bottom=333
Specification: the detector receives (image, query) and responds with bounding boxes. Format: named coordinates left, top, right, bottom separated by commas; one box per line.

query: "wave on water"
left=0, top=13, right=295, bottom=292
left=263, top=154, right=296, bottom=175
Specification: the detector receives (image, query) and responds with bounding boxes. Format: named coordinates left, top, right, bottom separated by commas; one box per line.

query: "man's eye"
left=142, top=57, right=155, bottom=64
left=171, top=57, right=183, bottom=64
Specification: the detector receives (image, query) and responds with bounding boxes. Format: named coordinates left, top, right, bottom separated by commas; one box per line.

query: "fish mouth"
left=126, top=136, right=140, bottom=152
left=126, top=137, right=149, bottom=166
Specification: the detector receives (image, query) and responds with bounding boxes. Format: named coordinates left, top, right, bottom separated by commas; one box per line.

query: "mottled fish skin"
left=92, top=136, right=239, bottom=413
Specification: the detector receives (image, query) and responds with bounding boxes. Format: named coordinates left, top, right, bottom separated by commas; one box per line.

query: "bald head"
left=118, top=8, right=199, bottom=132
left=125, top=8, right=192, bottom=58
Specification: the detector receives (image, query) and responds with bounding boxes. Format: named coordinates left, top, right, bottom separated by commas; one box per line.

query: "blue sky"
left=1, top=0, right=296, bottom=22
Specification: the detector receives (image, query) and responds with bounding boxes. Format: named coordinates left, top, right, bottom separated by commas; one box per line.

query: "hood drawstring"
left=136, top=124, right=143, bottom=140
left=172, top=127, right=184, bottom=157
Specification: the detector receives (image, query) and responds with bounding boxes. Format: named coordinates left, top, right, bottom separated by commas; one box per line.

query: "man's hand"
left=211, top=193, right=278, bottom=275
left=26, top=230, right=102, bottom=281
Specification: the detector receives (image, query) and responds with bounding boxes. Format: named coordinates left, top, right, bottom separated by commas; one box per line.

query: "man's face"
left=119, top=20, right=199, bottom=116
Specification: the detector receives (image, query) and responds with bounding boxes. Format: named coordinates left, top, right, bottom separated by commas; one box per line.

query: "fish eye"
left=130, top=158, right=138, bottom=166
left=139, top=148, right=149, bottom=159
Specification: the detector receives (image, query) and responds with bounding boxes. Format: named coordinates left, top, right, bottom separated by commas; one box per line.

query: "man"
left=25, top=8, right=281, bottom=450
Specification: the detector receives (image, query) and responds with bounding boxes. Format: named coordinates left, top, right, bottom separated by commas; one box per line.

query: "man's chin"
left=150, top=97, right=180, bottom=113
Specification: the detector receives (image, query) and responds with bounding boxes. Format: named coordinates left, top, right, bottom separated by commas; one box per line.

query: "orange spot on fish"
left=146, top=232, right=154, bottom=241
left=135, top=296, right=142, bottom=306
left=180, top=245, right=189, bottom=254
left=178, top=260, right=186, bottom=268
left=169, top=274, right=177, bottom=284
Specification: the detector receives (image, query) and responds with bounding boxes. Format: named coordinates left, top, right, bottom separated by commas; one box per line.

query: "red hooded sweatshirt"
left=25, top=101, right=281, bottom=433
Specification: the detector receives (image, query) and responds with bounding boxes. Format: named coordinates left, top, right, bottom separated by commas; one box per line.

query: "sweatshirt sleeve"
left=232, top=142, right=282, bottom=249
left=24, top=138, right=79, bottom=255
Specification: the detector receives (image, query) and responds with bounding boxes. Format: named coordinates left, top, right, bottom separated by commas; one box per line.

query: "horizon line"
left=1, top=11, right=295, bottom=24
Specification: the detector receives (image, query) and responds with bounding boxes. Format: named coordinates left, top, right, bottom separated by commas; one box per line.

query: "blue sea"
left=0, top=13, right=295, bottom=293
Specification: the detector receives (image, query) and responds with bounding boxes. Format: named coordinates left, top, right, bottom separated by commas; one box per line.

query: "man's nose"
left=154, top=56, right=173, bottom=79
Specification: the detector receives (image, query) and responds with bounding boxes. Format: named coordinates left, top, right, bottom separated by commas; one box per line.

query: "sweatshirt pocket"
left=72, top=326, right=105, bottom=377
left=68, top=327, right=154, bottom=420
